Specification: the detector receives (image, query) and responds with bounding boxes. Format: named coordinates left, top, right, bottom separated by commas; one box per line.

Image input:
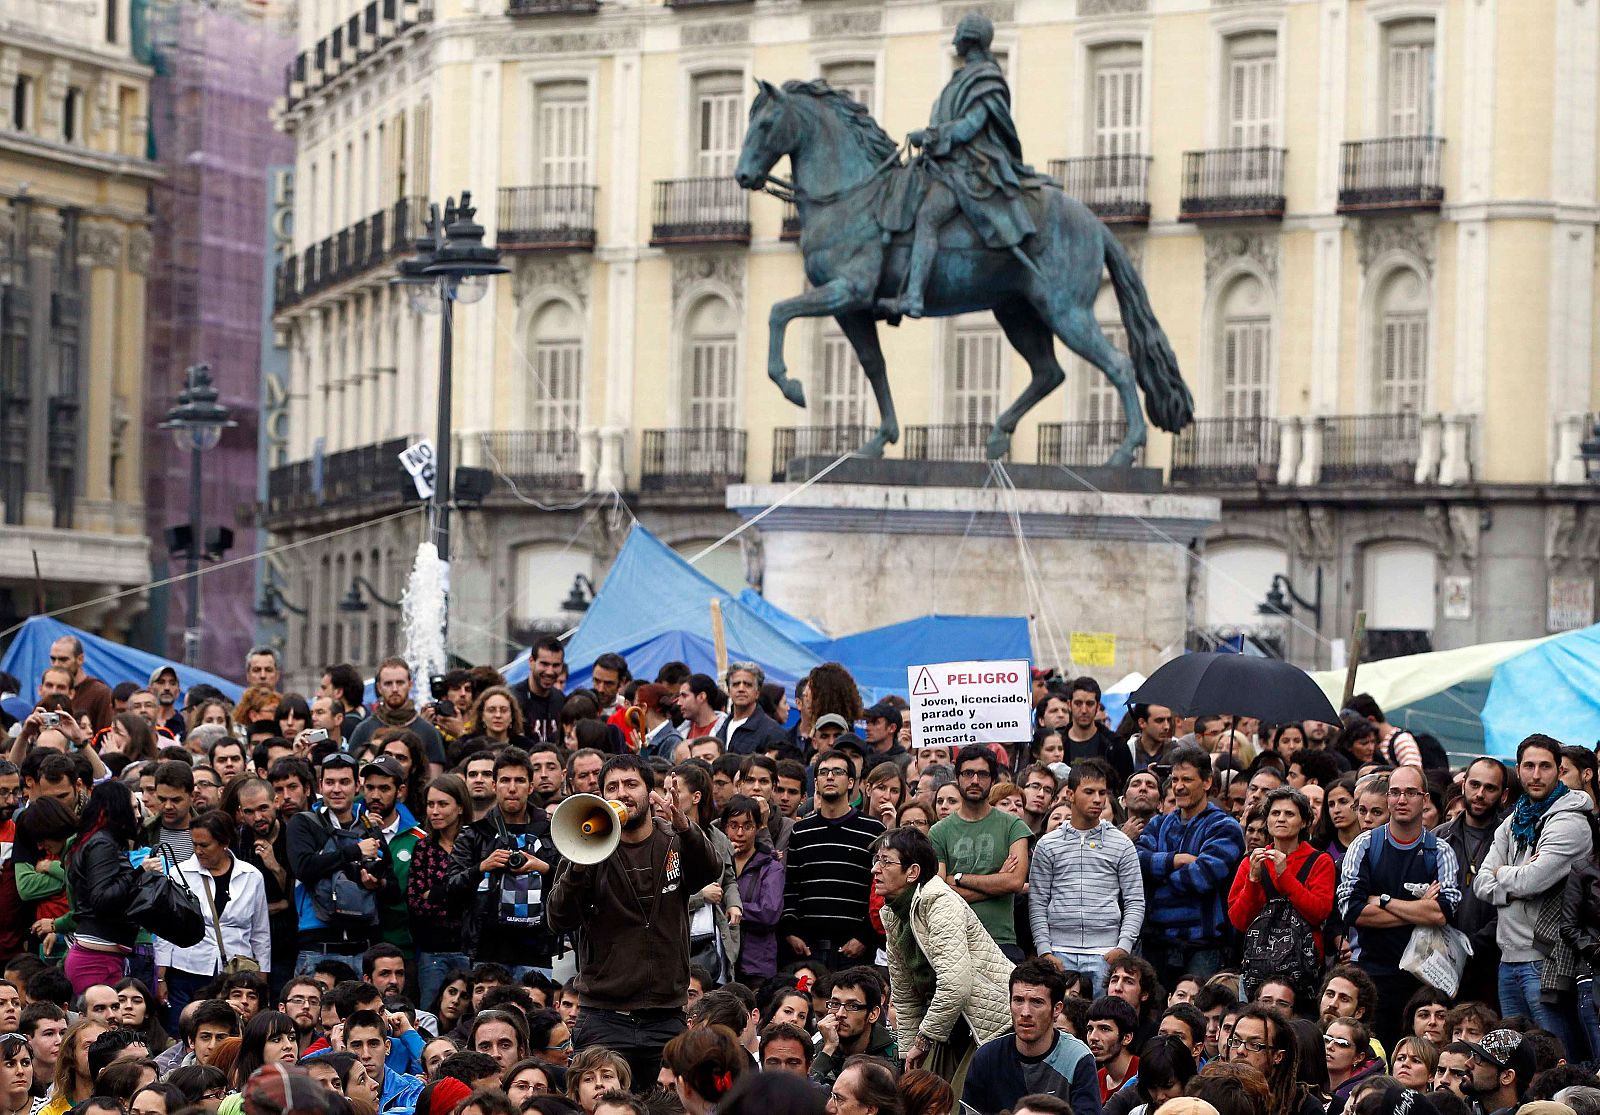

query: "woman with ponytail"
left=663, top=1025, right=749, bottom=1115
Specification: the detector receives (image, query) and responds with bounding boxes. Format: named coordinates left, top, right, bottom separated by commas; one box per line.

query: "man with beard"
left=1462, top=1029, right=1536, bottom=1115
left=447, top=747, right=561, bottom=980
left=1436, top=756, right=1507, bottom=1003
left=1120, top=769, right=1163, bottom=841
left=269, top=757, right=314, bottom=818
left=234, top=776, right=298, bottom=993
left=809, top=967, right=897, bottom=1086
left=517, top=636, right=567, bottom=745
left=931, top=744, right=1031, bottom=960
left=781, top=751, right=884, bottom=972
left=1084, top=996, right=1139, bottom=1104
left=965, top=960, right=1099, bottom=1115
left=147, top=667, right=187, bottom=739
left=1017, top=765, right=1060, bottom=837
left=527, top=744, right=564, bottom=808
left=1124, top=704, right=1176, bottom=773
left=547, top=753, right=718, bottom=1088
left=346, top=658, right=446, bottom=775
left=277, top=977, right=326, bottom=1055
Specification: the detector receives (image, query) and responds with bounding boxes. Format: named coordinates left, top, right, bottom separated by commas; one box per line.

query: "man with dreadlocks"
left=1220, top=1004, right=1321, bottom=1115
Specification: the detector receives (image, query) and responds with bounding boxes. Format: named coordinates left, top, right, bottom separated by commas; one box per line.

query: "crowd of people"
left=1, top=634, right=1599, bottom=1115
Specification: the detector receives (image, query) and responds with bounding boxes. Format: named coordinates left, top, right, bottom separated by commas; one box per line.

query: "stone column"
left=118, top=225, right=152, bottom=532
left=77, top=220, right=125, bottom=529
left=23, top=209, right=63, bottom=527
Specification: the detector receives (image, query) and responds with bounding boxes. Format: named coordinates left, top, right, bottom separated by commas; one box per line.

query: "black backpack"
left=1241, top=851, right=1327, bottom=1004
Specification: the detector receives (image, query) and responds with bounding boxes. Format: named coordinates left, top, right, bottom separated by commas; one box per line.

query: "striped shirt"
left=781, top=807, right=884, bottom=951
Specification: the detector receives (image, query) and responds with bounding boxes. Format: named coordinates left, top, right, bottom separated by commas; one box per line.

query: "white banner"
left=906, top=659, right=1031, bottom=750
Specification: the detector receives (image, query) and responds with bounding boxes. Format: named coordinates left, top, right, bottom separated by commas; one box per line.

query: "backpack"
left=1241, top=850, right=1326, bottom=1004
left=1364, top=824, right=1438, bottom=881
left=309, top=812, right=383, bottom=929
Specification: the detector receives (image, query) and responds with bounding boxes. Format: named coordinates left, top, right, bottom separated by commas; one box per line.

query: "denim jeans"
left=417, top=951, right=472, bottom=1013
left=295, top=945, right=366, bottom=978
left=1144, top=941, right=1223, bottom=995
left=1500, top=959, right=1572, bottom=1052
left=1053, top=951, right=1112, bottom=999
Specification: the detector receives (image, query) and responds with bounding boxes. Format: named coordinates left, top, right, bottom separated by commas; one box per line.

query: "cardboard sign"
left=907, top=659, right=1031, bottom=749
left=1071, top=631, right=1117, bottom=668
left=398, top=439, right=436, bottom=499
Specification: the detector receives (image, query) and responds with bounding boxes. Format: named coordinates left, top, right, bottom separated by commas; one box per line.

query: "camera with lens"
left=504, top=849, right=528, bottom=871
left=429, top=674, right=448, bottom=701
left=432, top=699, right=456, bottom=719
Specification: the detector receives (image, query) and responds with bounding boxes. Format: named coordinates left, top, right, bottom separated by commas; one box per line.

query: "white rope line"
left=0, top=505, right=426, bottom=643
left=685, top=448, right=858, bottom=565
left=991, top=461, right=1069, bottom=672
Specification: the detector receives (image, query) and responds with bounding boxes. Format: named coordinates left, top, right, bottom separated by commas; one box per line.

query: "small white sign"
left=906, top=659, right=1031, bottom=750
left=399, top=439, right=436, bottom=499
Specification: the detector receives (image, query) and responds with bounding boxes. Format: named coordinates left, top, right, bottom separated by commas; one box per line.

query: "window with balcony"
left=821, top=60, right=875, bottom=110
left=1091, top=43, right=1142, bottom=159
left=815, top=324, right=872, bottom=427
left=537, top=82, right=590, bottom=186
left=1225, top=33, right=1277, bottom=149
left=1217, top=275, right=1273, bottom=420
left=1373, top=266, right=1428, bottom=415
left=695, top=71, right=744, bottom=179
left=684, top=295, right=739, bottom=429
left=529, top=299, right=584, bottom=433
left=1383, top=19, right=1435, bottom=138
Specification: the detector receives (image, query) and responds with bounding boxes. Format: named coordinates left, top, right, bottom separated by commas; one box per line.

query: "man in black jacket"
left=446, top=746, right=561, bottom=977
left=517, top=637, right=567, bottom=745
left=717, top=662, right=787, bottom=756
left=547, top=753, right=720, bottom=1088
left=1435, top=755, right=1507, bottom=1004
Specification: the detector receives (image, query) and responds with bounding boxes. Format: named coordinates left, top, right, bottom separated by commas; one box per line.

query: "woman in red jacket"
left=1228, top=785, right=1337, bottom=997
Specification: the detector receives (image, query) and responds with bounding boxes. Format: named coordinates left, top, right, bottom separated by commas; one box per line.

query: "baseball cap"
left=813, top=713, right=850, bottom=733
left=148, top=666, right=179, bottom=687
left=1469, top=1029, right=1536, bottom=1082
left=360, top=756, right=405, bottom=781
left=864, top=702, right=903, bottom=729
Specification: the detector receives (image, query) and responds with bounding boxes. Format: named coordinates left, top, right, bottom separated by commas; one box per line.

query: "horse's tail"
left=1102, top=225, right=1193, bottom=433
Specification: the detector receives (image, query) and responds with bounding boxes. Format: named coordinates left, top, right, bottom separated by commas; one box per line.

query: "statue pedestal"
left=725, top=479, right=1220, bottom=678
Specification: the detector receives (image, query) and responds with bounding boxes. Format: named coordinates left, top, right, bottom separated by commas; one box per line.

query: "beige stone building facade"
left=268, top=0, right=1600, bottom=684
left=0, top=0, right=156, bottom=639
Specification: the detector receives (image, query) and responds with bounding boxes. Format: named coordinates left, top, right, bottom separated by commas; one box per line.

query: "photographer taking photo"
left=446, top=747, right=561, bottom=980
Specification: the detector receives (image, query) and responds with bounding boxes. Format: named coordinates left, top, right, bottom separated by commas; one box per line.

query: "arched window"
left=1372, top=266, right=1428, bottom=414
left=1202, top=540, right=1287, bottom=629
left=528, top=299, right=583, bottom=433
left=683, top=295, right=738, bottom=428
left=1216, top=274, right=1272, bottom=419
left=513, top=544, right=595, bottom=628
left=1363, top=540, right=1437, bottom=657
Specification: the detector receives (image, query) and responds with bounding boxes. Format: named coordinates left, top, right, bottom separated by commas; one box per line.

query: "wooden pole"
left=710, top=598, right=728, bottom=681
left=1340, top=609, right=1368, bottom=710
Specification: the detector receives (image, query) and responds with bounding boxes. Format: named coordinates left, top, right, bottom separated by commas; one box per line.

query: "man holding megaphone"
left=547, top=753, right=722, bottom=1091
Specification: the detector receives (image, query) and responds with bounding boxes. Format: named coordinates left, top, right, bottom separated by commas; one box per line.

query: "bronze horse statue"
left=733, top=78, right=1193, bottom=465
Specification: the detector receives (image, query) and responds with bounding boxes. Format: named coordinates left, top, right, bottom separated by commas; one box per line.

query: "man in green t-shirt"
left=928, top=743, right=1032, bottom=959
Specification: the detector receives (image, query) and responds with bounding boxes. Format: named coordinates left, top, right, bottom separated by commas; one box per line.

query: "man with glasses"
left=780, top=753, right=884, bottom=971
left=1336, top=762, right=1461, bottom=1047
left=931, top=744, right=1031, bottom=960
left=810, top=967, right=896, bottom=1086
left=277, top=978, right=325, bottom=1055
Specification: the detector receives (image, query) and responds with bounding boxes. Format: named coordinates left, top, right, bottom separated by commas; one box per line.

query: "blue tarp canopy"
left=558, top=629, right=811, bottom=697
left=502, top=526, right=828, bottom=689
left=1481, top=622, right=1600, bottom=757
left=1, top=616, right=244, bottom=704
left=806, top=615, right=1034, bottom=694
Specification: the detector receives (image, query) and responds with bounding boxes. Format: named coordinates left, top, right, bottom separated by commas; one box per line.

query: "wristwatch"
left=1378, top=893, right=1393, bottom=909
left=953, top=872, right=964, bottom=885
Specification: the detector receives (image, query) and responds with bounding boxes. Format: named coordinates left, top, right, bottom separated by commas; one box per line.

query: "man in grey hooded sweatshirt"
left=1475, top=732, right=1594, bottom=1052
left=1028, top=757, right=1144, bottom=998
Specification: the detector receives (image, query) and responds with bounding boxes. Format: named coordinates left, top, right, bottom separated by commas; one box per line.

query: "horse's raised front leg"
left=767, top=278, right=868, bottom=409
left=834, top=310, right=898, bottom=458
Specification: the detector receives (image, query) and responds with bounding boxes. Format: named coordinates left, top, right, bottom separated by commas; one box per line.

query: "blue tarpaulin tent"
left=1, top=616, right=244, bottom=703
left=502, top=527, right=828, bottom=689
left=805, top=615, right=1034, bottom=693
left=558, top=629, right=812, bottom=697
left=1480, top=622, right=1600, bottom=757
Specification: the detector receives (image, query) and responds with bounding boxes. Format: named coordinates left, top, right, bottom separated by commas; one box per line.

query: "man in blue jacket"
left=1134, top=745, right=1245, bottom=990
left=965, top=958, right=1102, bottom=1115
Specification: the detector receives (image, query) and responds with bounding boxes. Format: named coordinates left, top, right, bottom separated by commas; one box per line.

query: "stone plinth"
left=726, top=481, right=1221, bottom=678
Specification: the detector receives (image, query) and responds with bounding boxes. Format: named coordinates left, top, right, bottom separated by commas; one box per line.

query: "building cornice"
left=0, top=131, right=162, bottom=182
left=0, top=25, right=152, bottom=81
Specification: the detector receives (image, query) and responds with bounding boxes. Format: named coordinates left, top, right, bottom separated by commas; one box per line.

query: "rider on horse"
left=883, top=11, right=1050, bottom=319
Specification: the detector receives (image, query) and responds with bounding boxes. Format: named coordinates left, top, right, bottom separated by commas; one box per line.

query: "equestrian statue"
left=733, top=11, right=1193, bottom=465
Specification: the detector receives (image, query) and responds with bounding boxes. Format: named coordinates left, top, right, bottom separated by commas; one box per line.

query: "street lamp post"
left=160, top=363, right=236, bottom=666
left=394, top=192, right=506, bottom=644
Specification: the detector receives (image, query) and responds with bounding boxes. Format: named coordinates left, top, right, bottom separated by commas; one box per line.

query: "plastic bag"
left=1399, top=923, right=1473, bottom=996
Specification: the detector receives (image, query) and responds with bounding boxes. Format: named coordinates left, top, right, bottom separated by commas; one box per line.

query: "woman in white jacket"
left=875, top=826, right=1014, bottom=1101
left=154, top=811, right=271, bottom=1020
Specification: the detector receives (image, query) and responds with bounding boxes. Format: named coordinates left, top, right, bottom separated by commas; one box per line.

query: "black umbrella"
left=1128, top=652, right=1341, bottom=725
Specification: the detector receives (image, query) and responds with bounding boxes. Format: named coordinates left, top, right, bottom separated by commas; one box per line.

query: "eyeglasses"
left=871, top=856, right=902, bottom=869
left=1386, top=788, right=1425, bottom=800
left=957, top=770, right=992, bottom=780
left=1226, top=1036, right=1268, bottom=1054
left=825, top=1000, right=870, bottom=1014
left=1323, top=1035, right=1353, bottom=1049
left=201, top=1091, right=226, bottom=1102
left=816, top=768, right=851, bottom=779
left=284, top=995, right=321, bottom=1006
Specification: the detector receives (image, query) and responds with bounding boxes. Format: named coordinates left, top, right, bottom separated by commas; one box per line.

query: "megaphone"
left=551, top=793, right=629, bottom=865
